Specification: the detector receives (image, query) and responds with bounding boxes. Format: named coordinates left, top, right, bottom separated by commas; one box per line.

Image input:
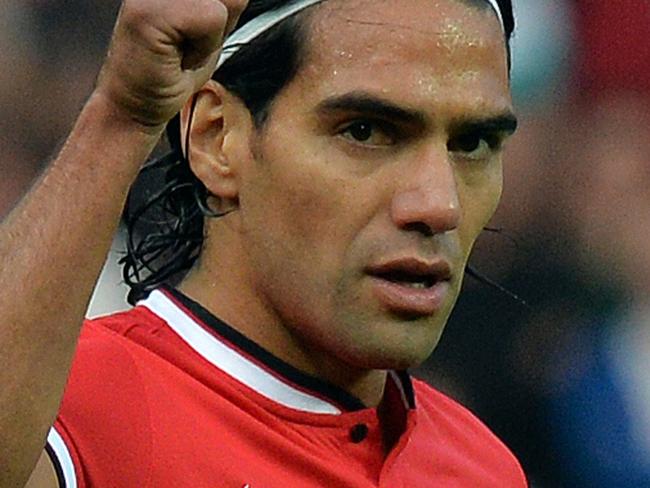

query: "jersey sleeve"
left=45, top=423, right=83, bottom=488
left=47, top=319, right=154, bottom=487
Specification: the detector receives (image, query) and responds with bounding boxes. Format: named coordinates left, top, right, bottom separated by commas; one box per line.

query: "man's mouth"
left=366, top=257, right=452, bottom=286
left=371, top=270, right=437, bottom=289
left=364, top=258, right=452, bottom=316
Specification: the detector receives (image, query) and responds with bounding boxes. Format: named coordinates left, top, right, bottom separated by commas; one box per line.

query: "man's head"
left=212, top=0, right=513, bottom=126
left=169, top=0, right=516, bottom=373
left=124, top=0, right=516, bottom=378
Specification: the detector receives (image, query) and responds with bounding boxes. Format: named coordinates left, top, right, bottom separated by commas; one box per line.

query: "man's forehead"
left=303, top=0, right=507, bottom=78
left=309, top=0, right=500, bottom=29
left=217, top=0, right=505, bottom=73
left=291, top=0, right=512, bottom=121
left=306, top=0, right=504, bottom=58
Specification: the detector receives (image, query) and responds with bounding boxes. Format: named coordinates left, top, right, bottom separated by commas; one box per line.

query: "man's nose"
left=390, top=149, right=461, bottom=236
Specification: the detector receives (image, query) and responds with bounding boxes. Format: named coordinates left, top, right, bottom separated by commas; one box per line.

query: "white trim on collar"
left=140, top=290, right=342, bottom=415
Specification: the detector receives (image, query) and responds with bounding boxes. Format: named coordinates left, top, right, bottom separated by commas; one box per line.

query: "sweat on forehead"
left=216, top=0, right=504, bottom=71
left=309, top=0, right=502, bottom=38
left=296, top=0, right=510, bottom=108
left=298, top=0, right=509, bottom=78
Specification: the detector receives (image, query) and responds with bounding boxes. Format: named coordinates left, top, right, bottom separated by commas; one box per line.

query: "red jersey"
left=47, top=288, right=527, bottom=487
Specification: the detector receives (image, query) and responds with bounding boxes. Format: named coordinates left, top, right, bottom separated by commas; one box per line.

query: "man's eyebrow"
left=315, top=92, right=427, bottom=125
left=453, top=113, right=518, bottom=135
left=315, top=91, right=518, bottom=135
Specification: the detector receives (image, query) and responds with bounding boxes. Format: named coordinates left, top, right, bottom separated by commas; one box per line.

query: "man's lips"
left=364, top=257, right=452, bottom=316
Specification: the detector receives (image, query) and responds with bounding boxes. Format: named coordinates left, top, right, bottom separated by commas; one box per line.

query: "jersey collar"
left=140, top=288, right=415, bottom=415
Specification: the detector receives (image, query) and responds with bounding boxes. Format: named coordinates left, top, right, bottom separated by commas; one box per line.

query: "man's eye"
left=448, top=133, right=499, bottom=160
left=339, top=121, right=394, bottom=146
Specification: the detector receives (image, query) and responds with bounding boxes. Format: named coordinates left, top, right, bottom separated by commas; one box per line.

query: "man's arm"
left=0, top=1, right=245, bottom=485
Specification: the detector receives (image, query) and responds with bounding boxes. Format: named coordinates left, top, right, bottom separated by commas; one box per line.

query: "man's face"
left=230, top=0, right=514, bottom=371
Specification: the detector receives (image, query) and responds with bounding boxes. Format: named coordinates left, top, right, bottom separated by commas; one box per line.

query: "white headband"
left=486, top=0, right=505, bottom=31
left=216, top=0, right=505, bottom=70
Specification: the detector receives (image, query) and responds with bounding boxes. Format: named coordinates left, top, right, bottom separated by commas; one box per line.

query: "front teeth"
left=405, top=281, right=428, bottom=289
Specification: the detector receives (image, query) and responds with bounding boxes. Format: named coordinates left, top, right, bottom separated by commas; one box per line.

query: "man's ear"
left=180, top=80, right=251, bottom=201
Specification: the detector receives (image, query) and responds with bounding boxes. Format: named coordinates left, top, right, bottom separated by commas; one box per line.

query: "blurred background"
left=2, top=1, right=649, bottom=486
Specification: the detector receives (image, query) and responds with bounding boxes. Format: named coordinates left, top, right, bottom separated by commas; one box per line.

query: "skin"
left=0, top=1, right=247, bottom=486
left=7, top=0, right=513, bottom=484
left=181, top=0, right=515, bottom=408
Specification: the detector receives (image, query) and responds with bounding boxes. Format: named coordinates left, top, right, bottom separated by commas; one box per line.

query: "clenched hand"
left=96, top=0, right=248, bottom=130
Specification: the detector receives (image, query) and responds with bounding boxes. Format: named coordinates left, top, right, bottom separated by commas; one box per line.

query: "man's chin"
left=341, top=334, right=444, bottom=372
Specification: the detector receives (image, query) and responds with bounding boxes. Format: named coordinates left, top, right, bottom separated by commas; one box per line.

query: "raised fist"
left=95, top=0, right=247, bottom=130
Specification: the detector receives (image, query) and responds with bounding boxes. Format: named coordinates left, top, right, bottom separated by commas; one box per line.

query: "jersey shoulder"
left=412, top=378, right=528, bottom=487
left=62, top=306, right=166, bottom=404
left=66, top=306, right=161, bottom=396
left=52, top=307, right=165, bottom=487
left=61, top=304, right=178, bottom=423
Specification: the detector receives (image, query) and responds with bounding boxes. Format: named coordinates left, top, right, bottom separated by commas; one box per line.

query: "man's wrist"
left=84, top=89, right=170, bottom=140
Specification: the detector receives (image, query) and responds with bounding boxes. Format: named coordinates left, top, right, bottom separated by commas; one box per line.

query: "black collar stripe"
left=389, top=370, right=416, bottom=410
left=142, top=289, right=365, bottom=413
left=161, top=288, right=368, bottom=411
left=160, top=289, right=356, bottom=411
left=398, top=370, right=416, bottom=408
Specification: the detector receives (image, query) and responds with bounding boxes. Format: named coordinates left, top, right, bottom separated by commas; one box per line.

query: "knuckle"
left=212, top=2, right=230, bottom=25
left=121, top=0, right=154, bottom=25
left=190, top=0, right=229, bottom=35
left=202, top=0, right=229, bottom=22
left=227, top=0, right=248, bottom=16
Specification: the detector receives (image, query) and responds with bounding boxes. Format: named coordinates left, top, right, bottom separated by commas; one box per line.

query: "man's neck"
left=179, top=269, right=389, bottom=407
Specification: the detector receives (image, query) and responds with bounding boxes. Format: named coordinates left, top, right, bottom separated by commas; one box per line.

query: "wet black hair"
left=121, top=0, right=517, bottom=305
